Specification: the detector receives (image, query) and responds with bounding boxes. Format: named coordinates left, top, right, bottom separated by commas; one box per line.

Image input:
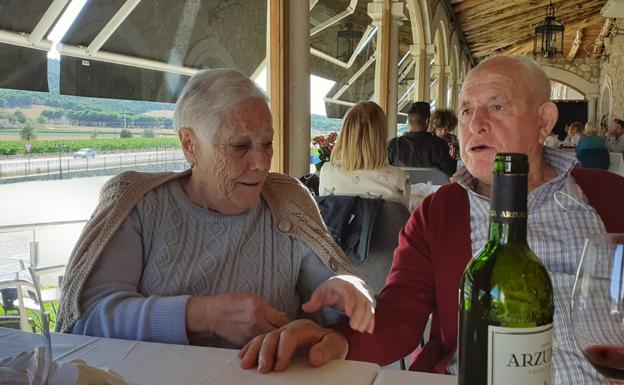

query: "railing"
left=0, top=220, right=87, bottom=279
left=0, top=149, right=187, bottom=180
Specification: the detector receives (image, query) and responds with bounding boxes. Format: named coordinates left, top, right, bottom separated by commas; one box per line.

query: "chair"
left=401, top=167, right=450, bottom=185
left=0, top=288, right=19, bottom=315
left=314, top=196, right=409, bottom=294
left=577, top=148, right=610, bottom=170
left=365, top=200, right=410, bottom=294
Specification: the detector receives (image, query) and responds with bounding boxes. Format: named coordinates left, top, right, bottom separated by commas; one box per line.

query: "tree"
left=119, top=128, right=133, bottom=138
left=142, top=128, right=156, bottom=138
left=36, top=115, right=48, bottom=125
left=90, top=129, right=98, bottom=139
left=14, top=110, right=27, bottom=124
left=20, top=122, right=37, bottom=141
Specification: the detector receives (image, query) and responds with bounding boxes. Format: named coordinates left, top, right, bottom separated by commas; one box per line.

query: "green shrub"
left=0, top=138, right=180, bottom=155
left=119, top=129, right=132, bottom=138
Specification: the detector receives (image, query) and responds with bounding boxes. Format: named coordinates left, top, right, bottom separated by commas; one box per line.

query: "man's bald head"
left=463, top=55, right=551, bottom=106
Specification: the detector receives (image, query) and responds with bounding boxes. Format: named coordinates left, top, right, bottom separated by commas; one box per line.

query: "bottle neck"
left=488, top=219, right=527, bottom=245
left=488, top=173, right=528, bottom=246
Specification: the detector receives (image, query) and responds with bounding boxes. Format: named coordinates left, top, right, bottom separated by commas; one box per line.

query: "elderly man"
left=606, top=118, right=624, bottom=153
left=239, top=56, right=624, bottom=384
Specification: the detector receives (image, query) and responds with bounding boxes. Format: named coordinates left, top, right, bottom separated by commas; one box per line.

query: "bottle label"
left=487, top=324, right=553, bottom=385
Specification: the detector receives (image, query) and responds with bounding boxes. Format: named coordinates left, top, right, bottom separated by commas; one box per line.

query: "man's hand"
left=186, top=293, right=290, bottom=346
left=238, top=319, right=348, bottom=373
left=302, top=275, right=375, bottom=334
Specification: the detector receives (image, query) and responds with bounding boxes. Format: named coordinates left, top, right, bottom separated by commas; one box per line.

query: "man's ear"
left=537, top=101, right=558, bottom=143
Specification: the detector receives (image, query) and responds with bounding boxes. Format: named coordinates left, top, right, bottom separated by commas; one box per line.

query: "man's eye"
left=263, top=142, right=273, bottom=150
left=492, top=105, right=503, bottom=111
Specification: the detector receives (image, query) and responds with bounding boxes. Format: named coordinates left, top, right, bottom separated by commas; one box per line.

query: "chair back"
left=577, top=148, right=610, bottom=170
left=365, top=200, right=410, bottom=294
left=401, top=167, right=450, bottom=185
left=0, top=288, right=18, bottom=313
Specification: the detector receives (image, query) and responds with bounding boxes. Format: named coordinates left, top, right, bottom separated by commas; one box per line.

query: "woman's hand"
left=301, top=275, right=375, bottom=334
left=186, top=293, right=290, bottom=346
left=239, top=319, right=348, bottom=373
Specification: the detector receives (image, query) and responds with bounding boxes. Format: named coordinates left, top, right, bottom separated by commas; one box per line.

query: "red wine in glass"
left=582, top=345, right=624, bottom=382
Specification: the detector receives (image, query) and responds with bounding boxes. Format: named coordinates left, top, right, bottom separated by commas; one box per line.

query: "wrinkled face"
left=458, top=61, right=547, bottom=184
left=195, top=98, right=273, bottom=214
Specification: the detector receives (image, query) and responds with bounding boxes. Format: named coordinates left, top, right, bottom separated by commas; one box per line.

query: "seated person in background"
left=429, top=108, right=459, bottom=159
left=576, top=125, right=609, bottom=169
left=543, top=131, right=561, bottom=148
left=239, top=55, right=624, bottom=384
left=562, top=121, right=584, bottom=147
left=56, top=68, right=375, bottom=348
left=319, top=101, right=410, bottom=208
left=606, top=118, right=624, bottom=153
left=387, top=101, right=457, bottom=177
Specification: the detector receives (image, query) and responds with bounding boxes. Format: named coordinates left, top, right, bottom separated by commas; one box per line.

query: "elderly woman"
left=318, top=101, right=410, bottom=207
left=56, top=69, right=374, bottom=348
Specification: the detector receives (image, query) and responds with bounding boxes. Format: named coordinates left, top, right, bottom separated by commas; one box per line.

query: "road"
left=0, top=149, right=186, bottom=179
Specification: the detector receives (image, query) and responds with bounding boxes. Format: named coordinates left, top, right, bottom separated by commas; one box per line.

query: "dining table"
left=0, top=327, right=457, bottom=385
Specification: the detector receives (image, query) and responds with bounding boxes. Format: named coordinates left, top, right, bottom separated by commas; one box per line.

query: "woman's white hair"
left=174, top=68, right=268, bottom=144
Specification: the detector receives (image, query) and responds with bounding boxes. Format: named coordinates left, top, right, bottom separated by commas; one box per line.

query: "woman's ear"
left=537, top=101, right=558, bottom=144
left=178, top=127, right=198, bottom=166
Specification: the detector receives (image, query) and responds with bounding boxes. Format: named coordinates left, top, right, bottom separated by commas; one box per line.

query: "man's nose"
left=468, top=106, right=489, bottom=134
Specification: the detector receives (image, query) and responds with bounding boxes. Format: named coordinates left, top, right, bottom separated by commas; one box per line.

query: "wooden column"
left=269, top=0, right=289, bottom=173
left=368, top=1, right=390, bottom=113
left=410, top=43, right=435, bottom=103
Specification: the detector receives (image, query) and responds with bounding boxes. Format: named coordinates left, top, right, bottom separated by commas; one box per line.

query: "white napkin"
left=0, top=350, right=133, bottom=385
left=0, top=347, right=48, bottom=385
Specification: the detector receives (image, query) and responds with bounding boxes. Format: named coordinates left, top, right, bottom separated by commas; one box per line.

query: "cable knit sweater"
left=56, top=170, right=358, bottom=334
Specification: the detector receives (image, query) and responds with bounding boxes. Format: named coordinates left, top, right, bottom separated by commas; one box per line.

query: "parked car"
left=73, top=148, right=97, bottom=158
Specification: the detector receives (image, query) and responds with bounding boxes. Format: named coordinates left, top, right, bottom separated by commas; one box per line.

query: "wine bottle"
left=458, top=153, right=554, bottom=385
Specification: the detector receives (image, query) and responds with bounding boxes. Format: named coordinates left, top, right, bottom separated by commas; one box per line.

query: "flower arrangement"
left=312, top=132, right=338, bottom=171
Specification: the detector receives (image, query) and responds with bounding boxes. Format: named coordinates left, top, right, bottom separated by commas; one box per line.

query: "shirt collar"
left=454, top=146, right=579, bottom=195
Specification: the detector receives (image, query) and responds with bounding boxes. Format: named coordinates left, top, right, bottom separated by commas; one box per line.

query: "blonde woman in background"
left=319, top=101, right=410, bottom=207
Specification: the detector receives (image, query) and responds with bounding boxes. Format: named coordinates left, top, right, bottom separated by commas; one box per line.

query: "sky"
left=46, top=0, right=336, bottom=116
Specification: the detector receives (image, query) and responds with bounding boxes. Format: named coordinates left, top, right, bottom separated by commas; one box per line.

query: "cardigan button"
left=329, top=258, right=339, bottom=272
left=277, top=220, right=291, bottom=232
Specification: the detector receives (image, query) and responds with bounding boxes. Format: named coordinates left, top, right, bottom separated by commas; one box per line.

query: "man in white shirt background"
left=606, top=118, right=624, bottom=153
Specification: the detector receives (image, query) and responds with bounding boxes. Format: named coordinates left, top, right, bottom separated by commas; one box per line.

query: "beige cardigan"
left=56, top=169, right=358, bottom=333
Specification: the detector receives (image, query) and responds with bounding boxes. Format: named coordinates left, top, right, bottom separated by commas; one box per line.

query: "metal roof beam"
left=87, top=0, right=141, bottom=54
left=29, top=0, right=71, bottom=44
left=0, top=29, right=197, bottom=76
left=310, top=0, right=358, bottom=36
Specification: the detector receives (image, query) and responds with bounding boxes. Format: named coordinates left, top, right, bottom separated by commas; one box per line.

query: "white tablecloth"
left=0, top=328, right=457, bottom=385
left=609, top=152, right=624, bottom=176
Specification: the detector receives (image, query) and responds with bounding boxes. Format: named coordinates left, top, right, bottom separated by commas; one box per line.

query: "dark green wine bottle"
left=458, top=153, right=554, bottom=385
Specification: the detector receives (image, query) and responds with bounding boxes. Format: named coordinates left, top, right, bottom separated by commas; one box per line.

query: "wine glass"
left=0, top=258, right=51, bottom=385
left=571, top=234, right=624, bottom=384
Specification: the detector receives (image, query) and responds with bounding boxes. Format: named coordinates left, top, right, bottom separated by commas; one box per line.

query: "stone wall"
left=535, top=56, right=601, bottom=85
left=599, top=19, right=624, bottom=119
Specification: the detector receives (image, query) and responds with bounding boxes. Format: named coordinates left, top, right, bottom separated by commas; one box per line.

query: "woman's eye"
left=229, top=144, right=249, bottom=155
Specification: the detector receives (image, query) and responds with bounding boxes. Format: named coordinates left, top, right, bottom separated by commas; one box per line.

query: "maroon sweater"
left=338, top=168, right=624, bottom=372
